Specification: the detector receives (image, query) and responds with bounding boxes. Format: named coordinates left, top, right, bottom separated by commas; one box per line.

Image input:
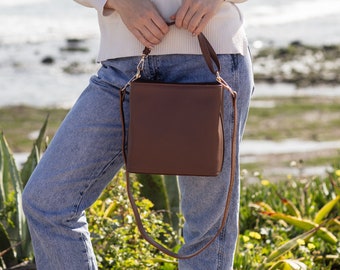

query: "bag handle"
left=119, top=31, right=238, bottom=259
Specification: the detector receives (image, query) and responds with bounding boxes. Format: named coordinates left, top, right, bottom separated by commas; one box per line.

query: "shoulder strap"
left=119, top=32, right=238, bottom=259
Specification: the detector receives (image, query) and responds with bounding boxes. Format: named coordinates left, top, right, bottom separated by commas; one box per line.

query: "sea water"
left=1, top=0, right=340, bottom=107
left=242, top=0, right=340, bottom=46
left=1, top=0, right=339, bottom=45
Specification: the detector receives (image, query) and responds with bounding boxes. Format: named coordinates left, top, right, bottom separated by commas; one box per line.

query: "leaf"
left=262, top=211, right=337, bottom=244
left=0, top=134, right=27, bottom=258
left=0, top=140, right=5, bottom=210
left=0, top=221, right=17, bottom=268
left=20, top=115, right=49, bottom=187
left=314, top=195, right=340, bottom=224
left=104, top=201, right=118, bottom=218
left=137, top=174, right=178, bottom=228
left=0, top=132, right=10, bottom=211
left=265, top=226, right=319, bottom=264
left=268, top=259, right=307, bottom=270
left=327, top=218, right=340, bottom=231
left=150, top=256, right=177, bottom=264
left=0, top=133, right=34, bottom=259
left=279, top=195, right=302, bottom=218
left=250, top=201, right=275, bottom=212
left=163, top=175, right=180, bottom=235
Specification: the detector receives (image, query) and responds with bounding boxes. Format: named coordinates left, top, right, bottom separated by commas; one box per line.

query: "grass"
left=245, top=96, right=340, bottom=141
left=1, top=94, right=340, bottom=177
left=1, top=96, right=340, bottom=151
left=0, top=106, right=68, bottom=152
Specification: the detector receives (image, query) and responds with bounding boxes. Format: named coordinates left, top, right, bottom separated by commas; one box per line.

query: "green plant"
left=138, top=174, right=181, bottom=236
left=0, top=117, right=48, bottom=269
left=88, top=170, right=179, bottom=270
left=235, top=165, right=340, bottom=269
left=3, top=114, right=340, bottom=270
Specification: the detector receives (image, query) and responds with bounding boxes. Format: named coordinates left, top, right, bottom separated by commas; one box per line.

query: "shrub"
left=88, top=170, right=179, bottom=270
left=235, top=166, right=340, bottom=269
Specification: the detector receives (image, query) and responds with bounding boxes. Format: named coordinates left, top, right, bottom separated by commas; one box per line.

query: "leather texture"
left=127, top=81, right=224, bottom=176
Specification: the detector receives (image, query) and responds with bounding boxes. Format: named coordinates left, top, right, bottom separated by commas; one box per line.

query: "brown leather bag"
left=127, top=81, right=224, bottom=176
left=120, top=33, right=238, bottom=259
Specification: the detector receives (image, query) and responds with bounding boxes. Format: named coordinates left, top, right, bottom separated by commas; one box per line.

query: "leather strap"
left=197, top=33, right=221, bottom=74
left=142, top=22, right=221, bottom=75
left=120, top=32, right=238, bottom=259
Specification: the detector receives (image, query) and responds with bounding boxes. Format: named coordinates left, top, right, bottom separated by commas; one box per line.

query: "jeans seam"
left=217, top=227, right=222, bottom=269
left=79, top=233, right=92, bottom=270
left=67, top=150, right=123, bottom=221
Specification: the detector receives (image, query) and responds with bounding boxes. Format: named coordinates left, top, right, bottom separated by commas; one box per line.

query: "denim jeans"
left=22, top=52, right=253, bottom=270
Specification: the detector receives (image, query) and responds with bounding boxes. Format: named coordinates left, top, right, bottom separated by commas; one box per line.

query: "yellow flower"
left=261, top=179, right=270, bottom=186
left=242, top=235, right=250, bottom=242
left=249, top=232, right=261, bottom=240
left=335, top=169, right=340, bottom=177
left=307, top=243, right=316, bottom=250
left=297, top=239, right=305, bottom=246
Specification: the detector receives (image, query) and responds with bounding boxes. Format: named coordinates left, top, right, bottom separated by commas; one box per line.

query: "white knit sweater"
left=74, top=0, right=248, bottom=61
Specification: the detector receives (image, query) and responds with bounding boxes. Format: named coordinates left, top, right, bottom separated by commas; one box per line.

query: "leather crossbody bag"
left=119, top=33, right=238, bottom=259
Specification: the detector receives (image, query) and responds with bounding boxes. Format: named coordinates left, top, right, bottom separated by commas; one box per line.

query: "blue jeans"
left=22, top=53, right=253, bottom=270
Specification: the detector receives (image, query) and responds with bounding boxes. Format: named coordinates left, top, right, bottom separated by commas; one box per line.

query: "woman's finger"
left=174, top=0, right=223, bottom=34
left=113, top=0, right=169, bottom=47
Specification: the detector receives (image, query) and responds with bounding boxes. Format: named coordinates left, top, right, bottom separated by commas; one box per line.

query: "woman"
left=22, top=0, right=253, bottom=269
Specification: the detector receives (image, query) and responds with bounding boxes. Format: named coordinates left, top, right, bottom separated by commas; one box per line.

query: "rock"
left=252, top=42, right=340, bottom=86
left=60, top=38, right=89, bottom=52
left=41, top=56, right=55, bottom=65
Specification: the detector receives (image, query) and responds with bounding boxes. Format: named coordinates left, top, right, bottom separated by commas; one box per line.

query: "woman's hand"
left=171, top=0, right=224, bottom=35
left=105, top=0, right=169, bottom=48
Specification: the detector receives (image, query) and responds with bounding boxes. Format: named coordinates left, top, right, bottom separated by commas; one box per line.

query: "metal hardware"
left=120, top=53, right=149, bottom=100
left=216, top=71, right=237, bottom=98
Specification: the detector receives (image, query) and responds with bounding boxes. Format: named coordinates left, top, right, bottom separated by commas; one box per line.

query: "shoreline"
left=1, top=37, right=340, bottom=108
left=252, top=41, right=340, bottom=87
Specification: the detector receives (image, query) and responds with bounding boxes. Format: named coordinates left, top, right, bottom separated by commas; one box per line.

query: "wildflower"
left=245, top=243, right=254, bottom=250
left=105, top=198, right=113, bottom=204
left=290, top=160, right=297, bottom=167
left=253, top=171, right=260, bottom=177
left=241, top=169, right=248, bottom=176
left=297, top=239, right=305, bottom=246
left=249, top=231, right=261, bottom=240
left=242, top=235, right=250, bottom=242
left=335, top=169, right=340, bottom=177
left=261, top=179, right=270, bottom=186
left=286, top=174, right=292, bottom=180
left=307, top=243, right=316, bottom=250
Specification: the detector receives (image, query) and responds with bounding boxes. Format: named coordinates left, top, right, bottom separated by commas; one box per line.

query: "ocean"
left=1, top=0, right=340, bottom=107
left=242, top=0, right=340, bottom=46
left=2, top=0, right=340, bottom=45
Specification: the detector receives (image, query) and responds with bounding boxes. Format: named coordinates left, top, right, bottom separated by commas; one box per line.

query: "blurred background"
left=0, top=0, right=340, bottom=179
